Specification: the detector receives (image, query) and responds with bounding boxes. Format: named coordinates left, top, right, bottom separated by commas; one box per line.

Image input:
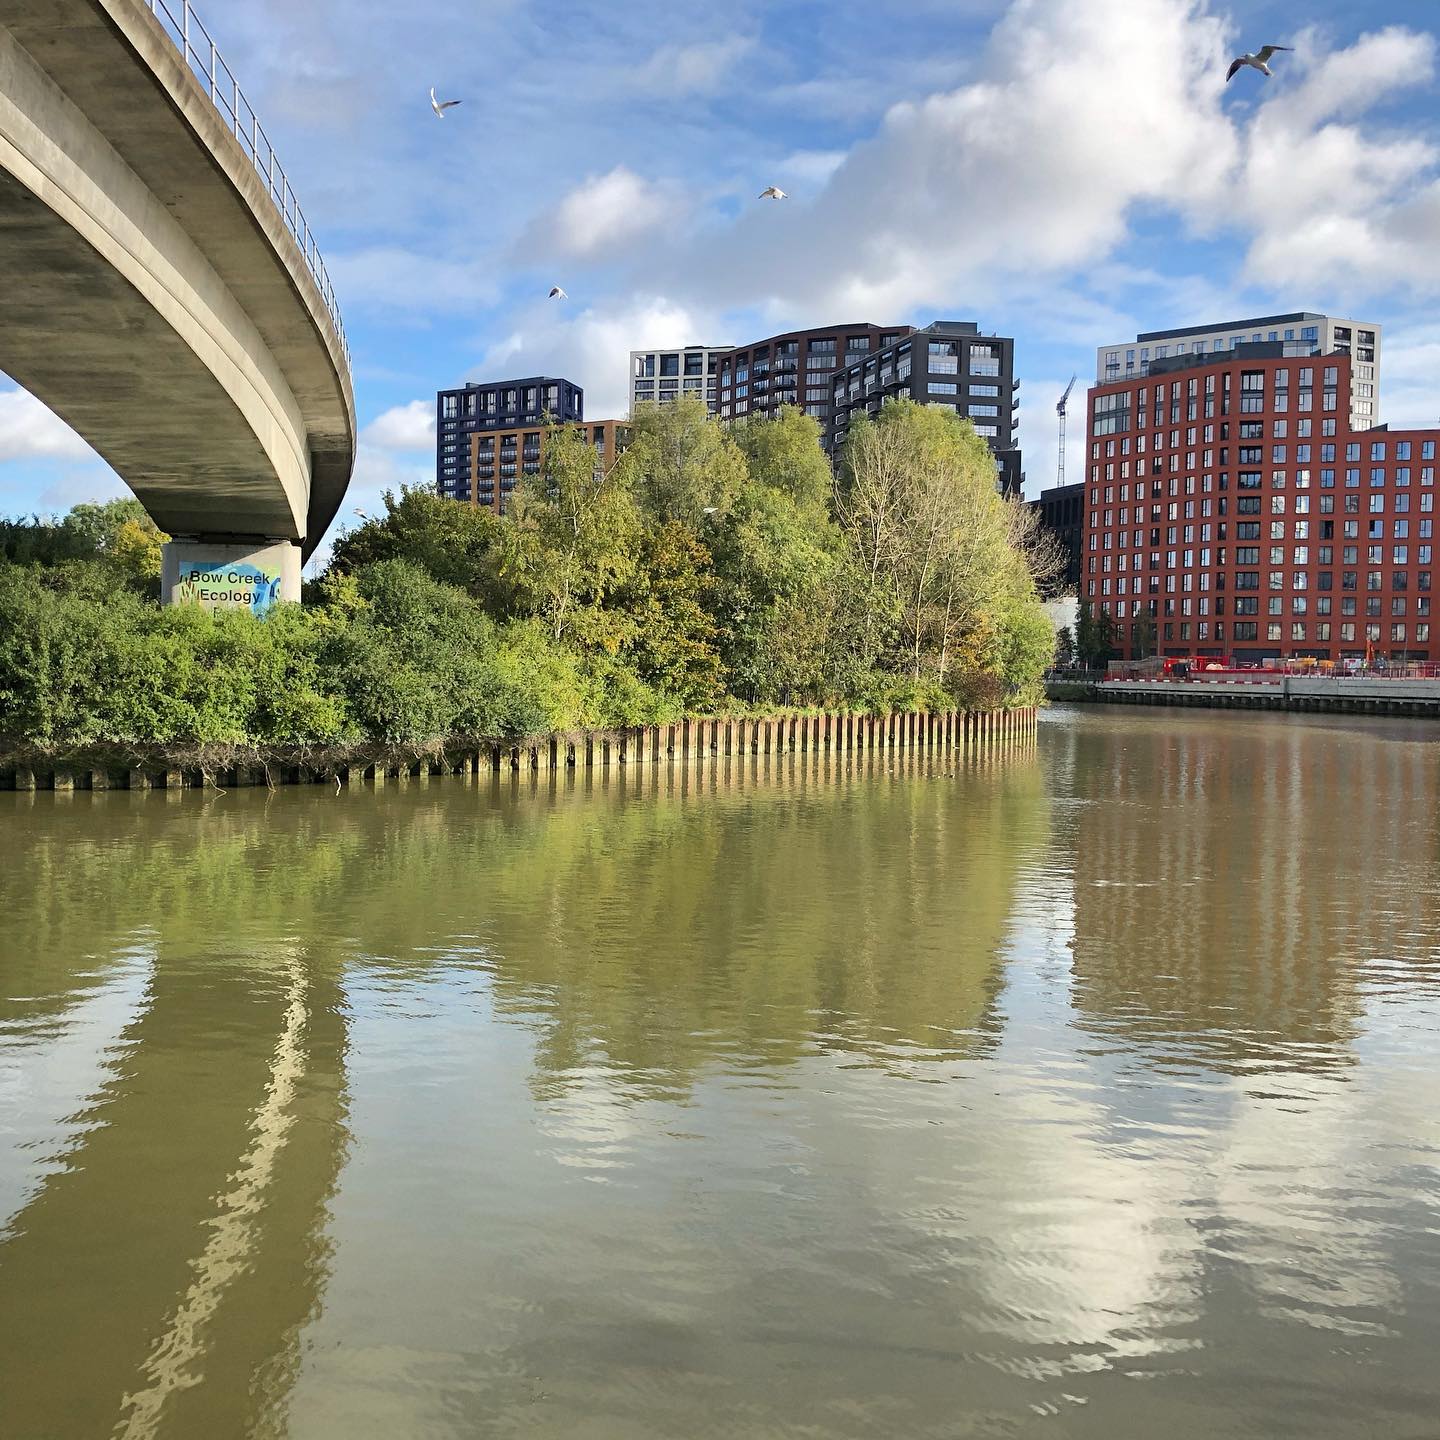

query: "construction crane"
left=1055, top=374, right=1078, bottom=489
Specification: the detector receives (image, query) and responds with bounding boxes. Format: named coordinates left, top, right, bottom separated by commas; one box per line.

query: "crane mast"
left=1056, top=374, right=1078, bottom=488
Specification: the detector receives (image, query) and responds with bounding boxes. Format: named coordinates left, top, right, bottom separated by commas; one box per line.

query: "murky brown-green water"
left=2, top=709, right=1439, bottom=1439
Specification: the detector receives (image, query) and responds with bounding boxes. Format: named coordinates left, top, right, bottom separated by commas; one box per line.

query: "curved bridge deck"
left=0, top=0, right=354, bottom=558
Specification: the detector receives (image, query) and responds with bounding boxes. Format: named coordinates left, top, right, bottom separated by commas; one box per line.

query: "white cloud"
left=347, top=443, right=433, bottom=514
left=633, top=36, right=754, bottom=96
left=476, top=296, right=725, bottom=419
left=661, top=0, right=1238, bottom=320
left=1367, top=319, right=1440, bottom=430
left=34, top=467, right=129, bottom=514
left=529, top=167, right=679, bottom=261
left=361, top=399, right=435, bottom=452
left=0, top=385, right=96, bottom=463
left=776, top=149, right=848, bottom=187
left=1227, top=28, right=1440, bottom=294
left=259, top=0, right=1440, bottom=515
left=474, top=3, right=1440, bottom=476
left=517, top=6, right=1437, bottom=341
left=1016, top=374, right=1073, bottom=500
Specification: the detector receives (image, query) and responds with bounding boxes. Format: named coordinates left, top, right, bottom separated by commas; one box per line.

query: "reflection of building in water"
left=0, top=931, right=349, bottom=1438
left=1066, top=716, right=1440, bottom=1071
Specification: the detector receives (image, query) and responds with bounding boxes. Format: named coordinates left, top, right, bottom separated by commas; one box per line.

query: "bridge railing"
left=143, top=0, right=349, bottom=365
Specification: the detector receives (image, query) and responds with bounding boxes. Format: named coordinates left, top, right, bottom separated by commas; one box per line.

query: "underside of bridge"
left=0, top=0, right=355, bottom=566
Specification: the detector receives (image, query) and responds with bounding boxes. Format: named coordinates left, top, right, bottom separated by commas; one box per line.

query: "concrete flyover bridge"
left=0, top=0, right=355, bottom=602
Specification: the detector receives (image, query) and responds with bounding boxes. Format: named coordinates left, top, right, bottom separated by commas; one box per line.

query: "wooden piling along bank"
left=0, top=707, right=1039, bottom=792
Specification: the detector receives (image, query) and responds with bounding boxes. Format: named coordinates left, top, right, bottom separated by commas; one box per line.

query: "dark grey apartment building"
left=828, top=321, right=1023, bottom=494
left=1029, top=481, right=1083, bottom=595
left=436, top=376, right=583, bottom=501
left=716, top=323, right=912, bottom=438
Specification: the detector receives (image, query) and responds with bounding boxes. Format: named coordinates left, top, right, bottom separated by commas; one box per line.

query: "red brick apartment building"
left=1083, top=345, right=1437, bottom=663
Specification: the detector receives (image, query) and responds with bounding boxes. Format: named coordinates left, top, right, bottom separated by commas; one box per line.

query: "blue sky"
left=5, top=0, right=1440, bottom=552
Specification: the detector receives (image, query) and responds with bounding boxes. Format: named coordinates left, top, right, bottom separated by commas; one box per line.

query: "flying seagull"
left=548, top=286, right=567, bottom=300
left=430, top=86, right=462, bottom=117
left=1226, top=45, right=1292, bottom=82
left=758, top=186, right=788, bottom=200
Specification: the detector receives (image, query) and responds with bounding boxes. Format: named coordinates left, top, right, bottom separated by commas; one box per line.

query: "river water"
left=2, top=709, right=1439, bottom=1439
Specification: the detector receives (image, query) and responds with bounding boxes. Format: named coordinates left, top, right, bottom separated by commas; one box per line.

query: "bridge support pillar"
left=161, top=540, right=302, bottom=616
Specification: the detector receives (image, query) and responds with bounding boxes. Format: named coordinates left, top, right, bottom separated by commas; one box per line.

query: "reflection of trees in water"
left=5, top=755, right=1048, bottom=1093
left=0, top=754, right=1045, bottom=1436
left=1059, top=714, right=1440, bottom=1073
left=468, top=754, right=1049, bottom=1097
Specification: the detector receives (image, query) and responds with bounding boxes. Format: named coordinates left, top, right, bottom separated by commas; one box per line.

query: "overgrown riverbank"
left=1, top=400, right=1059, bottom=758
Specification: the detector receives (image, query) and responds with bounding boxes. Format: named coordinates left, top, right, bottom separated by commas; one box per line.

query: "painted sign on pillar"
left=161, top=541, right=301, bottom=615
left=173, top=560, right=284, bottom=616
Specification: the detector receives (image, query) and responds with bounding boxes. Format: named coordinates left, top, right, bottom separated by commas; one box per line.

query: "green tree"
left=1074, top=597, right=1116, bottom=668
left=60, top=499, right=162, bottom=556
left=620, top=397, right=748, bottom=524
left=0, top=497, right=166, bottom=594
left=322, top=559, right=506, bottom=744
left=706, top=410, right=846, bottom=704
left=619, top=521, right=724, bottom=710
left=0, top=564, right=346, bottom=750
left=502, top=424, right=643, bottom=649
left=1132, top=607, right=1157, bottom=661
left=109, top=517, right=165, bottom=585
left=836, top=400, right=1045, bottom=695
left=728, top=405, right=833, bottom=511
left=326, top=487, right=513, bottom=613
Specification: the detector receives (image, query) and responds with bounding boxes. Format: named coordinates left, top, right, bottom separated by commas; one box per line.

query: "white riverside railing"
left=143, top=0, right=349, bottom=364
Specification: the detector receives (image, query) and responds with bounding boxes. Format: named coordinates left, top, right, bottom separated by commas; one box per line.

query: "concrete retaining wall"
left=1048, top=678, right=1440, bottom=718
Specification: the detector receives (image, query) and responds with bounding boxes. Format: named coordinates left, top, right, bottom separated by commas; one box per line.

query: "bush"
left=0, top=567, right=347, bottom=750
left=322, top=560, right=506, bottom=745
